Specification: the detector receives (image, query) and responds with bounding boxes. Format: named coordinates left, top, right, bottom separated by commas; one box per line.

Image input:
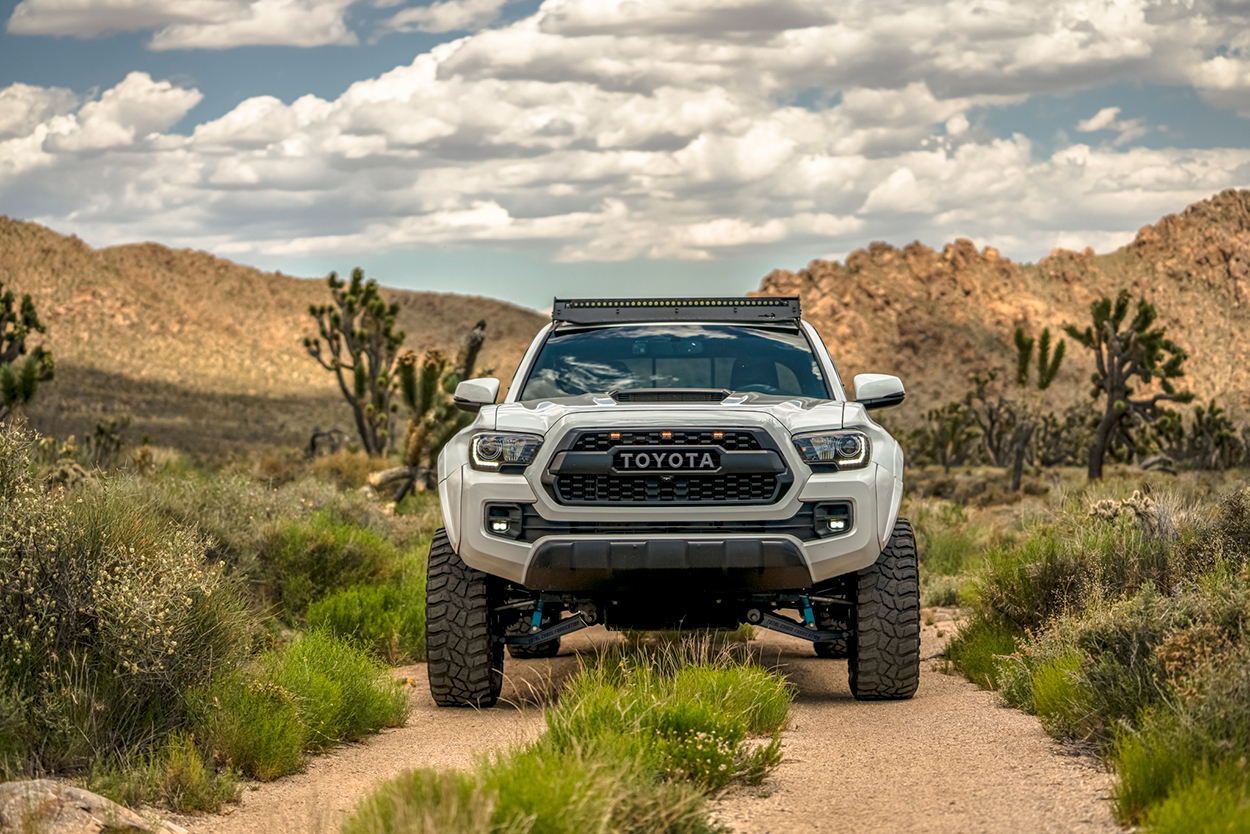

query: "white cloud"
left=0, top=82, right=76, bottom=140
left=7, top=0, right=358, bottom=48
left=1076, top=105, right=1149, bottom=146
left=45, top=72, right=203, bottom=152
left=4, top=0, right=1250, bottom=269
left=382, top=0, right=511, bottom=33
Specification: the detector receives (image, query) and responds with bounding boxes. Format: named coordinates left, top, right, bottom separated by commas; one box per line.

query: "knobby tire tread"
left=426, top=529, right=504, bottom=707
left=848, top=518, right=921, bottom=700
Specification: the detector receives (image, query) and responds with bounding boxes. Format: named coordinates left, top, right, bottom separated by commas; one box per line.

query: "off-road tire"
left=505, top=618, right=562, bottom=659
left=426, top=529, right=504, bottom=707
left=848, top=518, right=920, bottom=700
left=813, top=607, right=849, bottom=659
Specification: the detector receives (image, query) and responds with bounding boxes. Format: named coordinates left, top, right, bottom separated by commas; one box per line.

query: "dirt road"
left=179, top=612, right=1117, bottom=834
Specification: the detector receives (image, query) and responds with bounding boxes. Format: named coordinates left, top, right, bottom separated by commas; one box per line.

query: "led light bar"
left=552, top=297, right=801, bottom=325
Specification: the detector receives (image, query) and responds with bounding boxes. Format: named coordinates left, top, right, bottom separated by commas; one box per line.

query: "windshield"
left=519, top=324, right=831, bottom=400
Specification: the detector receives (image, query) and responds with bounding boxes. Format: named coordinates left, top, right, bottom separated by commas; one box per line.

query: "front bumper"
left=450, top=461, right=889, bottom=589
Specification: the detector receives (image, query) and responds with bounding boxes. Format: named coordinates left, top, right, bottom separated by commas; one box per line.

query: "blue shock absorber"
left=801, top=595, right=816, bottom=630
left=529, top=597, right=545, bottom=632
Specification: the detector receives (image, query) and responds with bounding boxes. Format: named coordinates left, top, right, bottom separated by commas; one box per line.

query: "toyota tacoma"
left=426, top=297, right=918, bottom=706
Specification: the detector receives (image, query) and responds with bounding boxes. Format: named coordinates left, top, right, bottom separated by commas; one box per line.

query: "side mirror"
left=853, top=374, right=905, bottom=410
left=453, top=378, right=501, bottom=413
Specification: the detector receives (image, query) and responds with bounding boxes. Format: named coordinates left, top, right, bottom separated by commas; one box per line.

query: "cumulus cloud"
left=0, top=83, right=76, bottom=140
left=7, top=0, right=358, bottom=48
left=4, top=0, right=1250, bottom=268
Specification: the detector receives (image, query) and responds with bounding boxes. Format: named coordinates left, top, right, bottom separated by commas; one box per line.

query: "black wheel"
left=426, top=529, right=504, bottom=707
left=813, top=606, right=849, bottom=659
left=848, top=518, right=920, bottom=700
left=505, top=618, right=562, bottom=659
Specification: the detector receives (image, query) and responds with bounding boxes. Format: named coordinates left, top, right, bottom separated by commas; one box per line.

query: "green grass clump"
left=343, top=638, right=791, bottom=834
left=307, top=580, right=427, bottom=664
left=1144, top=765, right=1250, bottom=834
left=943, top=614, right=1019, bottom=689
left=260, top=511, right=407, bottom=618
left=85, top=732, right=240, bottom=814
left=192, top=630, right=410, bottom=781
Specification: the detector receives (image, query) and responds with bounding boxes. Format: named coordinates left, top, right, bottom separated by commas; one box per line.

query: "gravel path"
left=714, top=609, right=1118, bottom=833
left=178, top=612, right=1118, bottom=834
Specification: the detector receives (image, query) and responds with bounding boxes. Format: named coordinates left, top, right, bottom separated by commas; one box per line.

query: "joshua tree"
left=964, top=327, right=1065, bottom=489
left=304, top=268, right=405, bottom=457
left=1190, top=399, right=1242, bottom=471
left=1006, top=326, right=1065, bottom=490
left=1065, top=290, right=1192, bottom=480
left=0, top=280, right=54, bottom=423
left=964, top=372, right=1015, bottom=468
left=373, top=320, right=489, bottom=500
left=923, top=400, right=980, bottom=474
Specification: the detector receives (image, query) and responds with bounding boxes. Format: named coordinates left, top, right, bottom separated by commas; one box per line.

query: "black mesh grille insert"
left=553, top=472, right=781, bottom=504
left=571, top=430, right=761, bottom=452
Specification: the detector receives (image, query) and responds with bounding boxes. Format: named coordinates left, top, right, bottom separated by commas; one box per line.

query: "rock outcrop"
left=0, top=780, right=187, bottom=834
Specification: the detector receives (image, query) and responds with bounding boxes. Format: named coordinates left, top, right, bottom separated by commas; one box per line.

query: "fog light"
left=485, top=504, right=524, bottom=540
left=814, top=502, right=853, bottom=538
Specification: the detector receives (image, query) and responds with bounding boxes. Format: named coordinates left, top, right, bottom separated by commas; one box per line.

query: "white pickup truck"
left=426, top=297, right=918, bottom=706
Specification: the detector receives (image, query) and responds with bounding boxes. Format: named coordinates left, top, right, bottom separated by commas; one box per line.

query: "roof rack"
left=551, top=297, right=801, bottom=325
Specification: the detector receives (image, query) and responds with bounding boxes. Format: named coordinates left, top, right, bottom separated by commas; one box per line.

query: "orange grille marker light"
left=610, top=432, right=621, bottom=439
left=661, top=431, right=673, bottom=439
left=713, top=431, right=724, bottom=439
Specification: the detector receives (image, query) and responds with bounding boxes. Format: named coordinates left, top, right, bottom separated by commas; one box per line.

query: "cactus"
left=304, top=268, right=405, bottom=457
left=0, top=279, right=54, bottom=423
left=1065, top=290, right=1192, bottom=480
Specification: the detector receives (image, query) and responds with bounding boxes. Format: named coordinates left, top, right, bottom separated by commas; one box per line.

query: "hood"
left=477, top=393, right=851, bottom=437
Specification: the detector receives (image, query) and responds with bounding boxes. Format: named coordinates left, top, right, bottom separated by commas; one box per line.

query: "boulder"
left=0, top=780, right=187, bottom=834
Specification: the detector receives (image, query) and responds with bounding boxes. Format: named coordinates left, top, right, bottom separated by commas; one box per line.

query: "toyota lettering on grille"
left=614, top=448, right=721, bottom=472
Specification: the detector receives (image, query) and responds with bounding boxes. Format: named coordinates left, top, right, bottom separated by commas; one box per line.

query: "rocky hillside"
left=0, top=217, right=547, bottom=454
left=757, top=189, right=1250, bottom=420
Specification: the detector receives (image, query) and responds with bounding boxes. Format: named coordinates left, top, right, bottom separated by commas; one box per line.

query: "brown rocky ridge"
left=756, top=188, right=1250, bottom=421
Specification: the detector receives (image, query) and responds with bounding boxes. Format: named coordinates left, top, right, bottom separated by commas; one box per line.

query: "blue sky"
left=2, top=0, right=1250, bottom=310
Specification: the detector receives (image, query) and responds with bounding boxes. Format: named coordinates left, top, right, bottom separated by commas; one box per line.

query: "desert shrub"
left=259, top=511, right=407, bottom=617
left=307, top=580, right=427, bottom=664
left=343, top=637, right=789, bottom=834
left=946, top=480, right=1250, bottom=831
left=0, top=424, right=253, bottom=772
left=192, top=630, right=409, bottom=781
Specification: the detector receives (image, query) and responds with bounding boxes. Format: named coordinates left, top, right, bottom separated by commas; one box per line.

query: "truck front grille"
left=548, top=426, right=791, bottom=506
left=553, top=472, right=782, bottom=504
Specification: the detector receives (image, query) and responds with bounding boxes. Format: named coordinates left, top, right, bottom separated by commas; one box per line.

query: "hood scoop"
left=609, top=388, right=730, bottom=404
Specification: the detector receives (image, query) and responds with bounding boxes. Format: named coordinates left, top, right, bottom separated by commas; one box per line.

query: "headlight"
left=792, top=431, right=871, bottom=470
left=470, top=432, right=543, bottom=472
